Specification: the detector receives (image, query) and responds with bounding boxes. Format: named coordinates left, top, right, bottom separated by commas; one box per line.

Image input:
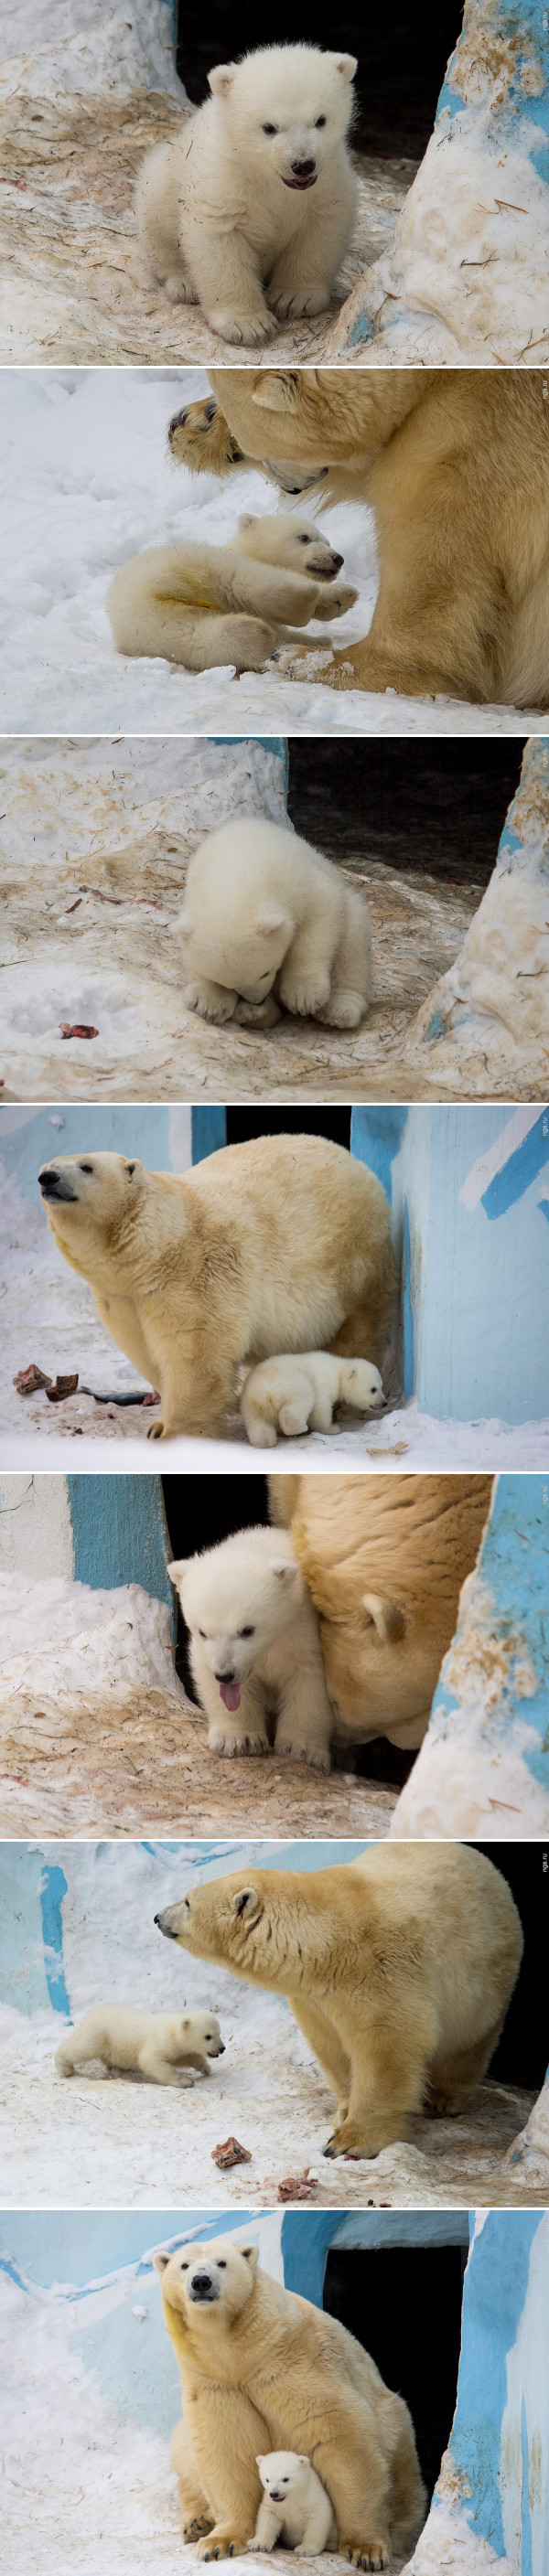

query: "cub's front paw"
left=279, top=973, right=331, bottom=1019
left=183, top=2516, right=214, bottom=2542
left=319, top=988, right=367, bottom=1029
left=326, top=583, right=359, bottom=617
left=270, top=285, right=328, bottom=318
left=164, top=272, right=199, bottom=304
left=276, top=1735, right=331, bottom=1773
left=209, top=308, right=276, bottom=346
left=233, top=994, right=281, bottom=1028
left=208, top=1723, right=269, bottom=1759
left=183, top=981, right=237, bottom=1023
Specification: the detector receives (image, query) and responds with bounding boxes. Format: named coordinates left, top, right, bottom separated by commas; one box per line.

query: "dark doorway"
left=323, top=2242, right=466, bottom=2502
left=225, top=1108, right=351, bottom=1149
left=162, top=1474, right=270, bottom=1694
left=472, top=1844, right=548, bottom=2092
left=175, top=3, right=463, bottom=163
left=287, top=741, right=525, bottom=891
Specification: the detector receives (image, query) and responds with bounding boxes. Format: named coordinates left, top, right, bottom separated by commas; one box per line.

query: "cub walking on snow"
left=241, top=1352, right=385, bottom=1444
left=135, top=45, right=357, bottom=344
left=55, top=2005, right=224, bottom=2086
left=168, top=1523, right=334, bottom=1769
left=251, top=2454, right=337, bottom=2555
left=178, top=816, right=371, bottom=1030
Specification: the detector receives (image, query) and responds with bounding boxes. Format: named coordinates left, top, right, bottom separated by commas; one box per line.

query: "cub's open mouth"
left=282, top=173, right=318, bottom=189
left=219, top=1680, right=242, bottom=1712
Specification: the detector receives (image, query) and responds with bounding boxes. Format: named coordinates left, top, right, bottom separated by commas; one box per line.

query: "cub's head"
left=257, top=2454, right=312, bottom=2499
left=180, top=2010, right=224, bottom=2058
left=154, top=2235, right=259, bottom=2320
left=178, top=823, right=293, bottom=1004
left=232, top=511, right=343, bottom=580
left=38, top=1150, right=144, bottom=1245
left=339, top=1360, right=387, bottom=1414
left=167, top=1531, right=304, bottom=1712
left=209, top=45, right=356, bottom=189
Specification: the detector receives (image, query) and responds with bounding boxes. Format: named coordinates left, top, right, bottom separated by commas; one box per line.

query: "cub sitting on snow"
left=251, top=2454, right=337, bottom=2555
left=55, top=2005, right=224, bottom=2087
left=135, top=45, right=357, bottom=345
left=241, top=1352, right=386, bottom=1445
left=168, top=1524, right=334, bottom=1769
left=177, top=817, right=371, bottom=1030
left=107, top=514, right=357, bottom=675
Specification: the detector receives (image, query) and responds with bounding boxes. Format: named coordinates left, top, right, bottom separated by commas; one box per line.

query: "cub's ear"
left=208, top=60, right=237, bottom=97
left=231, top=1887, right=263, bottom=1924
left=252, top=370, right=307, bottom=414
left=237, top=512, right=256, bottom=531
left=181, top=2015, right=190, bottom=2030
left=167, top=1557, right=191, bottom=1584
left=332, top=51, right=358, bottom=78
left=240, top=2243, right=260, bottom=2269
left=257, top=908, right=285, bottom=934
left=298, top=2457, right=308, bottom=2468
left=124, top=1157, right=143, bottom=1178
left=273, top=1557, right=299, bottom=1581
left=153, top=2250, right=171, bottom=2274
left=362, top=1592, right=405, bottom=1643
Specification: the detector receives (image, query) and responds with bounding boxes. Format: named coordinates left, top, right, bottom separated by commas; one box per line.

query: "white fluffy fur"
left=177, top=816, right=372, bottom=1030
left=251, top=2454, right=337, bottom=2555
left=107, top=513, right=357, bottom=673
left=54, top=2005, right=224, bottom=2086
left=135, top=44, right=358, bottom=344
left=241, top=1351, right=386, bottom=1445
left=168, top=1523, right=334, bottom=1769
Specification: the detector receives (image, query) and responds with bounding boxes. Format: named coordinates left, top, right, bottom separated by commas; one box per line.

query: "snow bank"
left=0, top=0, right=185, bottom=99
left=0, top=1573, right=181, bottom=1701
left=0, top=2270, right=181, bottom=2575
left=0, top=369, right=542, bottom=735
left=409, top=738, right=549, bottom=1095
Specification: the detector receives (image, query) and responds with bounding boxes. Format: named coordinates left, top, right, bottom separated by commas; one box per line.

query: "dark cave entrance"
left=323, top=2237, right=467, bottom=2504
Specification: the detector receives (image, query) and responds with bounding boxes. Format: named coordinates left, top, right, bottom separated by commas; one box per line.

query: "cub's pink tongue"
left=219, top=1681, right=241, bottom=1712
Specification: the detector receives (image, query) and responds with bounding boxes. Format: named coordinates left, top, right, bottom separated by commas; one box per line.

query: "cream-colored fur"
left=107, top=512, right=356, bottom=672
left=251, top=2453, right=337, bottom=2554
left=168, top=1523, right=333, bottom=1769
left=241, top=1352, right=384, bottom=1445
left=135, top=46, right=357, bottom=344
left=38, top=1138, right=396, bottom=1441
left=177, top=816, right=371, bottom=1029
left=153, top=2235, right=425, bottom=2566
left=170, top=370, right=549, bottom=707
left=54, top=2005, right=224, bottom=2086
left=156, top=1844, right=523, bottom=2159
left=269, top=1471, right=493, bottom=1748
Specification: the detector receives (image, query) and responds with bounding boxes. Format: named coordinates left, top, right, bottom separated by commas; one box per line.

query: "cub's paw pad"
left=328, top=583, right=360, bottom=615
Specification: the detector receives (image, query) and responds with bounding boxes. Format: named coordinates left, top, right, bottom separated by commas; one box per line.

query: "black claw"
left=229, top=2549, right=235, bottom=2558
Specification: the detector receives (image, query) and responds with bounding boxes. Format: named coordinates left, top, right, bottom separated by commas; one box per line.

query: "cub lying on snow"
left=135, top=45, right=357, bottom=345
left=107, top=512, right=357, bottom=674
left=156, top=1842, right=522, bottom=2159
left=168, top=1524, right=334, bottom=1769
left=171, top=370, right=549, bottom=708
left=251, top=2453, right=337, bottom=2555
left=177, top=816, right=371, bottom=1029
left=55, top=2005, right=224, bottom=2086
left=241, top=1352, right=385, bottom=1444
left=38, top=1134, right=396, bottom=1440
left=155, top=2234, right=425, bottom=2566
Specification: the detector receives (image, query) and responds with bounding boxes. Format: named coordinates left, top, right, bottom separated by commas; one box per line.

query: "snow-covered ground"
left=1, top=368, right=544, bottom=736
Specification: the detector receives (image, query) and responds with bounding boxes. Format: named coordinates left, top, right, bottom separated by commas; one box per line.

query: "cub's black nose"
left=291, top=157, right=316, bottom=176
left=331, top=551, right=344, bottom=570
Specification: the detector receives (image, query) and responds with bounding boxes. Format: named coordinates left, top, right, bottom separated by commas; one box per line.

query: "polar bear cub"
left=241, top=1352, right=386, bottom=1445
left=55, top=2006, right=224, bottom=2087
left=177, top=817, right=371, bottom=1031
left=135, top=46, right=358, bottom=345
left=168, top=1523, right=333, bottom=1769
left=107, top=516, right=356, bottom=676
left=251, top=2454, right=337, bottom=2555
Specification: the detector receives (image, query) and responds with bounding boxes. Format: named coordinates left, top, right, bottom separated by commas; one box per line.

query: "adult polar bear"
left=156, top=1843, right=522, bottom=2160
left=135, top=47, right=357, bottom=344
left=153, top=2234, right=425, bottom=2566
left=38, top=1135, right=395, bottom=1441
left=170, top=370, right=549, bottom=708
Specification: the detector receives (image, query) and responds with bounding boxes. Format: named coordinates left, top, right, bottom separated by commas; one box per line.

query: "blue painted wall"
left=67, top=1475, right=174, bottom=1612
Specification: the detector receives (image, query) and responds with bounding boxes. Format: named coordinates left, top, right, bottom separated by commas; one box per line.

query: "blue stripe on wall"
left=212, top=737, right=289, bottom=795
left=68, top=1475, right=174, bottom=1617
left=447, top=2211, right=540, bottom=2558
left=38, top=1864, right=70, bottom=2017
left=480, top=1112, right=549, bottom=1219
left=281, top=2211, right=336, bottom=2308
left=191, top=1107, right=227, bottom=1162
left=350, top=1107, right=409, bottom=1201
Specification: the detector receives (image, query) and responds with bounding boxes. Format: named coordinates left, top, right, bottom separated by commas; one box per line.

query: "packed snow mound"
left=0, top=1574, right=181, bottom=1700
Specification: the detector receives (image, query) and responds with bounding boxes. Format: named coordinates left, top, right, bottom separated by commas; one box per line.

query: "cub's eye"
left=198, top=1629, right=207, bottom=1638
left=297, top=533, right=311, bottom=544
left=315, top=114, right=327, bottom=126
left=217, top=2260, right=227, bottom=2269
left=262, top=122, right=277, bottom=134
left=79, top=1161, right=93, bottom=1173
left=239, top=1625, right=254, bottom=1638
